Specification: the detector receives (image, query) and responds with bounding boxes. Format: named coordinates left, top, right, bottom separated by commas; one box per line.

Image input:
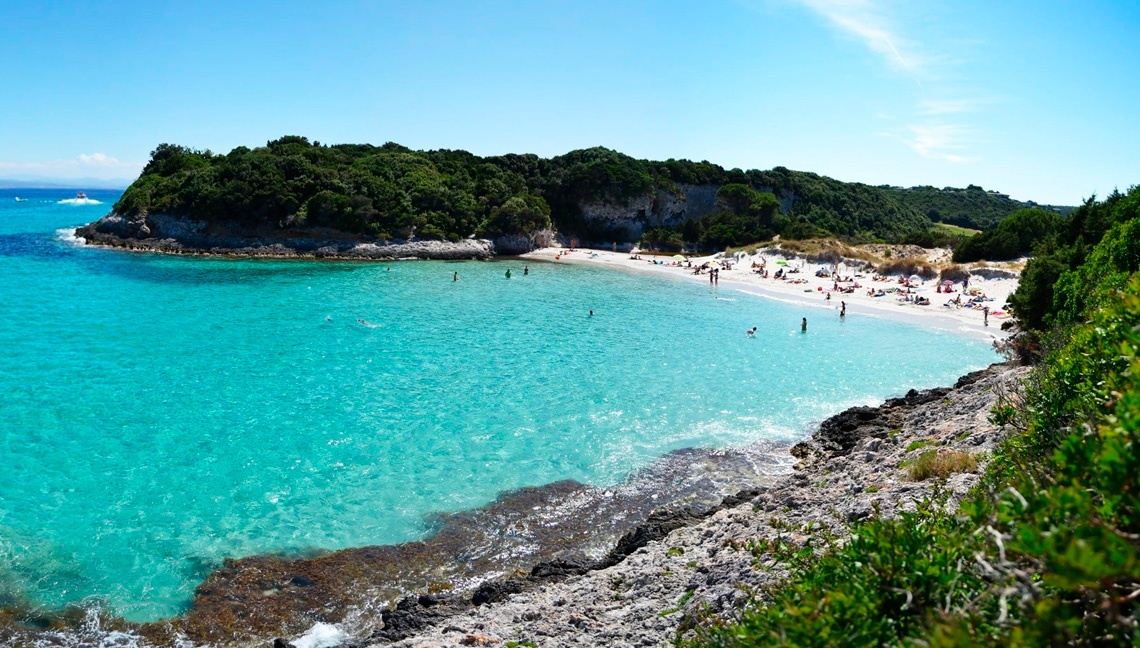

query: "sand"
left=521, top=247, right=1017, bottom=343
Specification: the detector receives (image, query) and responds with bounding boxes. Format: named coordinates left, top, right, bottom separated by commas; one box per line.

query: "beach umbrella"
left=775, top=260, right=788, bottom=266
left=673, top=254, right=687, bottom=261
left=909, top=274, right=921, bottom=283
left=709, top=261, right=722, bottom=269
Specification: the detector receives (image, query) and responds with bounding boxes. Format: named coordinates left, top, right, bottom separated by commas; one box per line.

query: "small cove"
left=0, top=190, right=998, bottom=623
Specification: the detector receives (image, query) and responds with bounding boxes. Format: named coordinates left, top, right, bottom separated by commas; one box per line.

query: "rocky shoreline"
left=326, top=361, right=1024, bottom=648
left=74, top=213, right=554, bottom=260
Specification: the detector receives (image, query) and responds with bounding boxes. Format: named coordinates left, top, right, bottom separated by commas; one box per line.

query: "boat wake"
left=58, top=198, right=102, bottom=206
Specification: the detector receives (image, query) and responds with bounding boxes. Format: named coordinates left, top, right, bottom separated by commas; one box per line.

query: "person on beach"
left=983, top=305, right=990, bottom=326
left=747, top=327, right=757, bottom=337
left=801, top=317, right=808, bottom=332
left=840, top=301, right=846, bottom=318
left=453, top=272, right=458, bottom=282
left=709, top=271, right=714, bottom=285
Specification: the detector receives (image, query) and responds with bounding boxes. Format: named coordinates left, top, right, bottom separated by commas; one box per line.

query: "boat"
left=75, top=191, right=87, bottom=200
left=14, top=197, right=27, bottom=202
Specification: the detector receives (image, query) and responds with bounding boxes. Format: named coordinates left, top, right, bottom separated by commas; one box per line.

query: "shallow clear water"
left=0, top=189, right=997, bottom=621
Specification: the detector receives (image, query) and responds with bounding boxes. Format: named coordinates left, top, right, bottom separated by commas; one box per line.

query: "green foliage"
left=1049, top=214, right=1140, bottom=328
left=906, top=449, right=977, bottom=481
left=1010, top=186, right=1140, bottom=330
left=687, top=501, right=996, bottom=648
left=952, top=208, right=1061, bottom=262
left=884, top=184, right=1045, bottom=231
left=115, top=138, right=955, bottom=246
left=477, top=194, right=551, bottom=237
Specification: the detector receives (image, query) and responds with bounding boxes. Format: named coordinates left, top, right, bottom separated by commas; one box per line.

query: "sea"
left=0, top=188, right=998, bottom=636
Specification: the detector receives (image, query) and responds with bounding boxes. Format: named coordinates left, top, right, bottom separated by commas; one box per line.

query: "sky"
left=1, top=0, right=1137, bottom=204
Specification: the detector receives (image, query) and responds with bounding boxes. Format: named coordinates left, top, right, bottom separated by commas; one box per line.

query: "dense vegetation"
left=115, top=138, right=938, bottom=247
left=688, top=183, right=1140, bottom=648
left=1008, top=186, right=1140, bottom=330
left=951, top=208, right=1061, bottom=263
left=884, top=184, right=1044, bottom=230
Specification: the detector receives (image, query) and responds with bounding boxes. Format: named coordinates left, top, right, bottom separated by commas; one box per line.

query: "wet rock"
left=471, top=580, right=523, bottom=606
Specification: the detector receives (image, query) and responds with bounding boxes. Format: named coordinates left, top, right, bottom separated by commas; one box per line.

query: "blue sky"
left=1, top=0, right=1137, bottom=204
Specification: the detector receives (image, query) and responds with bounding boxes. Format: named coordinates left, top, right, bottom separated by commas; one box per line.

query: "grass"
left=905, top=439, right=936, bottom=452
left=659, top=590, right=696, bottom=616
left=906, top=449, right=978, bottom=481
left=865, top=485, right=881, bottom=493
left=769, top=238, right=881, bottom=265
left=933, top=222, right=981, bottom=237
left=877, top=258, right=939, bottom=278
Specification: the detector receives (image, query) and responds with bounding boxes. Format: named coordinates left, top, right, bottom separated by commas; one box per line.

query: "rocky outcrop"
left=490, top=228, right=556, bottom=256
left=75, top=213, right=501, bottom=260
left=572, top=184, right=720, bottom=243
left=567, top=183, right=795, bottom=245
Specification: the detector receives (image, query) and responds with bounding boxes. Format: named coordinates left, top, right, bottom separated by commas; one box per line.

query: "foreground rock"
left=347, top=362, right=1024, bottom=648
left=75, top=213, right=555, bottom=259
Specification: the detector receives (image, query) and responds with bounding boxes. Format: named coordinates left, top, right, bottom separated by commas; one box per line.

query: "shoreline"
left=361, top=361, right=1027, bottom=648
left=522, top=247, right=1015, bottom=344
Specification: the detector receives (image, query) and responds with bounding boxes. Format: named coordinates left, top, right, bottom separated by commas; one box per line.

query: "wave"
left=55, top=228, right=86, bottom=246
left=57, top=198, right=103, bottom=206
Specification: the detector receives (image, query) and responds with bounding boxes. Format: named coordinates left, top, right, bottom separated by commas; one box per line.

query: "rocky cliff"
left=565, top=183, right=792, bottom=244
left=75, top=213, right=554, bottom=260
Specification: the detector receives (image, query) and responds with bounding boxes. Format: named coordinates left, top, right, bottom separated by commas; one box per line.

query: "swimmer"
left=326, top=315, right=332, bottom=322
left=454, top=271, right=458, bottom=282
left=747, top=327, right=757, bottom=337
left=801, top=317, right=807, bottom=333
left=506, top=268, right=511, bottom=279
left=589, top=310, right=594, bottom=317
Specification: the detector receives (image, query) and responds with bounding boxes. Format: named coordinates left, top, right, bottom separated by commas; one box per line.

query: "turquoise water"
left=0, top=189, right=997, bottom=622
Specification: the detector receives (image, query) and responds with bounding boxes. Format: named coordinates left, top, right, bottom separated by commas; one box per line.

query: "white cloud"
left=888, top=123, right=972, bottom=162
left=790, top=0, right=926, bottom=78
left=0, top=153, right=141, bottom=179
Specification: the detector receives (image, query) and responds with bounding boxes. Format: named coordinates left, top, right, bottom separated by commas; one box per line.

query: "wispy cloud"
left=885, top=123, right=972, bottom=163
left=790, top=0, right=926, bottom=80
left=0, top=153, right=141, bottom=179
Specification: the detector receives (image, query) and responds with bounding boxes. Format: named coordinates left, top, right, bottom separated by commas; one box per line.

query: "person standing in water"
left=453, top=271, right=458, bottom=282
left=589, top=310, right=594, bottom=317
left=747, top=327, right=757, bottom=337
left=524, top=265, right=529, bottom=276
left=840, top=301, right=846, bottom=318
left=506, top=268, right=511, bottom=279
left=801, top=317, right=808, bottom=332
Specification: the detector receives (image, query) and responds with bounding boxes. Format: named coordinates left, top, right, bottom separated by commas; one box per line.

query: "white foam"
left=290, top=622, right=347, bottom=648
left=58, top=198, right=103, bottom=206
left=56, top=228, right=86, bottom=246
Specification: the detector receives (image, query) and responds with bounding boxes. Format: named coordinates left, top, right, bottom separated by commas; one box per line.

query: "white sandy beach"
left=522, top=246, right=1017, bottom=343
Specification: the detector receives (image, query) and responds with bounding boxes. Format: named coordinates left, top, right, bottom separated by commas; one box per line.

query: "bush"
left=906, top=450, right=977, bottom=481
left=952, top=208, right=1060, bottom=263
left=876, top=259, right=938, bottom=279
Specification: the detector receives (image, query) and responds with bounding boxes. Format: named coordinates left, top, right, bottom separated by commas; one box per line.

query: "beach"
left=522, top=246, right=1017, bottom=343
